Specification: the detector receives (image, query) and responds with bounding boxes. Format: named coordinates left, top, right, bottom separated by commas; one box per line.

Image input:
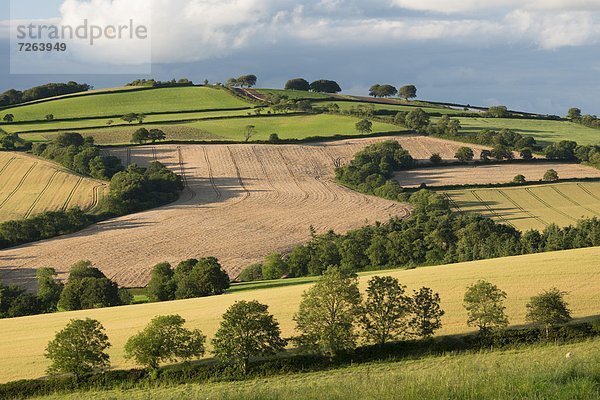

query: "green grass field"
left=451, top=117, right=600, bottom=146
left=36, top=339, right=600, bottom=400
left=1, top=246, right=598, bottom=383
left=319, top=101, right=469, bottom=115
left=0, top=87, right=252, bottom=122
left=255, top=88, right=333, bottom=100
left=21, top=114, right=404, bottom=145
left=443, top=182, right=600, bottom=231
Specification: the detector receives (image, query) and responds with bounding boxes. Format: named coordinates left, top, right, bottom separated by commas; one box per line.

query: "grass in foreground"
left=1, top=247, right=599, bottom=383
left=35, top=339, right=600, bottom=399
left=0, top=87, right=251, bottom=122
left=444, top=182, right=600, bottom=231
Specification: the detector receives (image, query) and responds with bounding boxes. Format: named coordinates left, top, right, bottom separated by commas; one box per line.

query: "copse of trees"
left=284, top=78, right=311, bottom=91
left=131, top=128, right=166, bottom=144
left=0, top=82, right=91, bottom=107
left=126, top=78, right=193, bottom=88
left=398, top=85, right=417, bottom=100
left=147, top=258, right=230, bottom=302
left=486, top=105, right=510, bottom=118
left=0, top=131, right=29, bottom=150
left=227, top=75, right=258, bottom=88
left=455, top=147, right=474, bottom=162
left=32, top=132, right=123, bottom=180
left=58, top=261, right=130, bottom=311
left=369, top=84, right=398, bottom=98
left=309, top=80, right=342, bottom=93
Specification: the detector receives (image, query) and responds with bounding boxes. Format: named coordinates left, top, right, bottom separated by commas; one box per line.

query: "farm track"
left=0, top=163, right=38, bottom=211
left=551, top=186, right=600, bottom=217
left=471, top=190, right=516, bottom=229
left=61, top=177, right=83, bottom=211
left=1, top=135, right=478, bottom=288
left=524, top=188, right=577, bottom=223
left=497, top=189, right=548, bottom=227
left=24, top=169, right=60, bottom=219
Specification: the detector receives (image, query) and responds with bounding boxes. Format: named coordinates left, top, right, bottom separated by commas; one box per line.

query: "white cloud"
left=389, top=0, right=600, bottom=14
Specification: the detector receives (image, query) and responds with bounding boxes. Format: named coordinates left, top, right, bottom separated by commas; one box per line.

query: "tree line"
left=284, top=78, right=342, bottom=93
left=369, top=84, right=417, bottom=100
left=125, top=78, right=194, bottom=88
left=41, top=266, right=580, bottom=383
left=0, top=82, right=91, bottom=108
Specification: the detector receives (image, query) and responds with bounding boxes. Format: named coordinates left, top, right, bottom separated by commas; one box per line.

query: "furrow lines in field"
left=277, top=148, right=309, bottom=201
left=0, top=156, right=16, bottom=176
left=577, top=183, right=600, bottom=202
left=87, top=184, right=104, bottom=212
left=61, top=176, right=83, bottom=211
left=497, top=189, right=548, bottom=227
left=524, top=188, right=577, bottom=223
left=177, top=146, right=197, bottom=202
left=227, top=147, right=251, bottom=201
left=444, top=193, right=464, bottom=214
left=202, top=146, right=222, bottom=200
left=471, top=190, right=517, bottom=229
left=251, top=146, right=281, bottom=202
left=24, top=169, right=60, bottom=219
left=551, top=186, right=600, bottom=217
left=0, top=162, right=38, bottom=211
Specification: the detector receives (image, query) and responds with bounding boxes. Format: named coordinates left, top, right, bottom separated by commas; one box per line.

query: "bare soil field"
left=395, top=163, right=600, bottom=188
left=0, top=152, right=108, bottom=222
left=0, top=135, right=479, bottom=289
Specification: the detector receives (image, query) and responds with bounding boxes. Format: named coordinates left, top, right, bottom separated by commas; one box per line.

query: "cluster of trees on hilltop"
left=0, top=82, right=91, bottom=107
left=284, top=78, right=342, bottom=93
left=227, top=75, right=258, bottom=88
left=125, top=78, right=193, bottom=88
left=369, top=84, right=417, bottom=100
left=567, top=107, right=600, bottom=129
left=0, top=261, right=130, bottom=319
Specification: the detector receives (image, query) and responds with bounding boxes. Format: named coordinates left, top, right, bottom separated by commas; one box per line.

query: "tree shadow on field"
left=0, top=266, right=40, bottom=291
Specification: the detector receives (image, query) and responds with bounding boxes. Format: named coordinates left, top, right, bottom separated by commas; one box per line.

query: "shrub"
left=513, top=174, right=526, bottom=184
left=429, top=153, right=442, bottom=164
left=454, top=147, right=474, bottom=162
left=238, top=263, right=264, bottom=282
left=543, top=169, right=559, bottom=182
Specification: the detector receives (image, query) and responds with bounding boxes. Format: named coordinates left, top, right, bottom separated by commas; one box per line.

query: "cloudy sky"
left=1, top=0, right=600, bottom=115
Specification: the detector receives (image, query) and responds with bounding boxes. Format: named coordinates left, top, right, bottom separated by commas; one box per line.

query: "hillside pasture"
left=395, top=163, right=600, bottom=188
left=0, top=87, right=252, bottom=122
left=444, top=182, right=600, bottom=231
left=449, top=117, right=600, bottom=146
left=0, top=135, right=484, bottom=289
left=0, top=246, right=598, bottom=383
left=318, top=101, right=469, bottom=115
left=22, top=114, right=405, bottom=145
left=0, top=152, right=108, bottom=222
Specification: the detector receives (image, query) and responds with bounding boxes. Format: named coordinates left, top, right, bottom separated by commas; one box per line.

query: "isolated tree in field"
left=268, top=133, right=281, bottom=143
left=45, top=318, right=111, bottom=380
left=399, top=85, right=417, bottom=100
left=404, top=108, right=430, bottom=131
left=294, top=267, right=362, bottom=355
left=361, top=276, right=412, bottom=345
left=125, top=315, right=205, bottom=370
left=148, top=129, right=166, bottom=143
left=513, top=174, right=526, bottom=184
left=147, top=262, right=176, bottom=302
left=173, top=257, right=230, bottom=299
left=309, top=80, right=342, bottom=93
left=36, top=268, right=63, bottom=313
left=487, top=106, right=509, bottom=118
left=45, top=114, right=54, bottom=121
left=132, top=128, right=150, bottom=144
left=543, top=169, right=559, bottom=182
left=369, top=84, right=397, bottom=98
left=226, top=78, right=238, bottom=87
left=285, top=78, right=310, bottom=91
left=3, top=114, right=14, bottom=123
left=429, top=153, right=442, bottom=164
left=355, top=119, right=373, bottom=134
left=410, top=287, right=444, bottom=338
left=464, top=280, right=509, bottom=334
left=244, top=125, right=256, bottom=142
left=567, top=107, right=582, bottom=121
left=455, top=147, right=474, bottom=162
left=526, top=288, right=572, bottom=338
left=121, top=113, right=139, bottom=124
left=212, top=300, right=286, bottom=374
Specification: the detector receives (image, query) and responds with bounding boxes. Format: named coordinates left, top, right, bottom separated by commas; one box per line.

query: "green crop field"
left=256, top=88, right=333, bottom=100
left=21, top=114, right=404, bottom=145
left=37, top=339, right=600, bottom=400
left=0, top=87, right=252, bottom=122
left=0, top=152, right=108, bottom=222
left=319, top=101, right=469, bottom=115
left=449, top=117, right=600, bottom=146
left=443, top=182, right=600, bottom=231
left=1, top=246, right=598, bottom=383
